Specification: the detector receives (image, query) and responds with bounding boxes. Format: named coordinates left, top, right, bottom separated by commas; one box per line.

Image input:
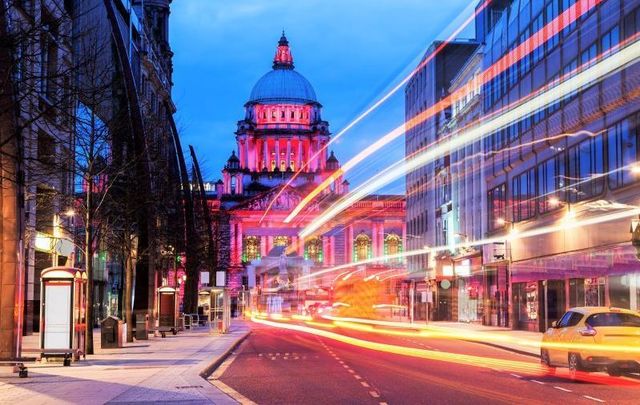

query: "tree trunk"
left=124, top=247, right=134, bottom=343
left=84, top=184, right=94, bottom=355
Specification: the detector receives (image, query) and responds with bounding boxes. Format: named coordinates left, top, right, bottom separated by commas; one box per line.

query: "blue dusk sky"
left=171, top=0, right=475, bottom=192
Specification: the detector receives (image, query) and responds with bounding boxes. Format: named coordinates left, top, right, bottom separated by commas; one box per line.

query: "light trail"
left=258, top=1, right=491, bottom=225
left=299, top=37, right=640, bottom=238
left=301, top=204, right=640, bottom=282
left=325, top=316, right=640, bottom=355
left=252, top=316, right=640, bottom=385
left=286, top=0, right=602, bottom=225
left=252, top=316, right=545, bottom=375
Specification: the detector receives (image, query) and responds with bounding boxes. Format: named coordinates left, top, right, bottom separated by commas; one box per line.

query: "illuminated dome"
left=247, top=32, right=318, bottom=105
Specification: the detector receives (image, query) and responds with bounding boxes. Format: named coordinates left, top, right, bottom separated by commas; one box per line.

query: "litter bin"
left=101, top=316, right=123, bottom=348
left=134, top=311, right=149, bottom=340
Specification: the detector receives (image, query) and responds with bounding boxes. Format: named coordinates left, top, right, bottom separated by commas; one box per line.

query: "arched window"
left=354, top=232, right=371, bottom=262
left=274, top=236, right=289, bottom=247
left=385, top=233, right=402, bottom=257
left=243, top=236, right=260, bottom=262
left=304, top=237, right=323, bottom=263
left=280, top=160, right=286, bottom=171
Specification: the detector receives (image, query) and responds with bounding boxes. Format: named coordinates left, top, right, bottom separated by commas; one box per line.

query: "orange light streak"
left=300, top=36, right=640, bottom=238
left=285, top=0, right=602, bottom=225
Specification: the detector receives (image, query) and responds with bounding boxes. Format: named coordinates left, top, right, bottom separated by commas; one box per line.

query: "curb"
left=199, top=330, right=252, bottom=379
left=468, top=339, right=540, bottom=359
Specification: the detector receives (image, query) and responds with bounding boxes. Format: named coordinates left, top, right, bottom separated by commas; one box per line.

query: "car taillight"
left=579, top=326, right=597, bottom=337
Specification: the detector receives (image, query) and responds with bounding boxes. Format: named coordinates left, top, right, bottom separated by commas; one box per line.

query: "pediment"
left=235, top=186, right=304, bottom=211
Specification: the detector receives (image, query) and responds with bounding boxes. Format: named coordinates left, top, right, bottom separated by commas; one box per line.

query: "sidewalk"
left=428, top=321, right=542, bottom=357
left=0, top=320, right=251, bottom=404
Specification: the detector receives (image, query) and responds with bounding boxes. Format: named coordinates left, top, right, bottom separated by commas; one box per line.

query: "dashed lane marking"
left=583, top=395, right=605, bottom=403
left=553, top=386, right=572, bottom=393
left=361, top=382, right=370, bottom=388
left=354, top=375, right=362, bottom=380
left=510, top=373, right=522, bottom=379
left=369, top=391, right=380, bottom=398
left=530, top=380, right=545, bottom=385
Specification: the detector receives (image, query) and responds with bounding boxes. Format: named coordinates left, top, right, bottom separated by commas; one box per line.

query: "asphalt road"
left=216, top=321, right=640, bottom=404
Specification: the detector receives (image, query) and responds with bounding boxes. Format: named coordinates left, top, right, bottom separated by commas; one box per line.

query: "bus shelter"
left=40, top=267, right=87, bottom=362
left=210, top=288, right=230, bottom=333
left=156, top=286, right=178, bottom=336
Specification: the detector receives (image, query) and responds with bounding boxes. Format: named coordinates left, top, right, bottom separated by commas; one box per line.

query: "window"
left=488, top=184, right=507, bottom=231
left=538, top=153, right=566, bottom=213
left=37, top=131, right=56, bottom=165
left=607, top=118, right=638, bottom=189
left=274, top=236, right=289, bottom=247
left=512, top=168, right=536, bottom=222
left=385, top=233, right=402, bottom=257
left=243, top=236, right=260, bottom=262
left=354, top=233, right=371, bottom=261
left=557, top=311, right=583, bottom=327
left=532, top=13, right=545, bottom=63
left=601, top=25, right=620, bottom=56
left=562, top=0, right=577, bottom=37
left=567, top=134, right=605, bottom=202
left=304, top=237, right=323, bottom=263
left=586, top=312, right=640, bottom=327
left=580, top=42, right=597, bottom=69
left=545, top=1, right=560, bottom=49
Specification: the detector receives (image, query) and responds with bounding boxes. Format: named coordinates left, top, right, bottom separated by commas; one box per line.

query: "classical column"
left=297, top=139, right=303, bottom=171
left=329, top=236, right=336, bottom=266
left=229, top=221, right=236, bottom=265
left=286, top=139, right=292, bottom=170
left=260, top=235, right=267, bottom=257
left=236, top=222, right=243, bottom=265
left=267, top=235, right=274, bottom=253
left=275, top=138, right=280, bottom=169
left=263, top=139, right=269, bottom=170
left=378, top=222, right=385, bottom=257
left=322, top=236, right=329, bottom=265
left=346, top=225, right=354, bottom=263
left=238, top=139, right=245, bottom=167
left=308, top=139, right=315, bottom=171
left=372, top=223, right=379, bottom=258
left=297, top=237, right=304, bottom=256
left=245, top=138, right=251, bottom=170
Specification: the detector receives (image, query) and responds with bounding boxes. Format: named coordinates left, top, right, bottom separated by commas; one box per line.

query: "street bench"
left=0, top=361, right=29, bottom=378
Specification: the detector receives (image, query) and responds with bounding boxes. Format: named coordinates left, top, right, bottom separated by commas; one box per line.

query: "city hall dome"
left=246, top=32, right=318, bottom=105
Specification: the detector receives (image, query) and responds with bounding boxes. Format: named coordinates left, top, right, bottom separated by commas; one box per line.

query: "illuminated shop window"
left=304, top=237, right=323, bottom=263
left=274, top=236, right=289, bottom=247
left=243, top=236, right=260, bottom=262
left=354, top=232, right=371, bottom=262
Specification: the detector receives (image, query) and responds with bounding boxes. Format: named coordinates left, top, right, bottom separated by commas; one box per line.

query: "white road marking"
left=553, top=386, right=572, bottom=393
left=354, top=375, right=362, bottom=380
left=583, top=395, right=605, bottom=403
left=348, top=369, right=355, bottom=374
left=510, top=373, right=522, bottom=379
left=531, top=380, right=545, bottom=385
left=369, top=391, right=380, bottom=398
left=361, top=381, right=370, bottom=388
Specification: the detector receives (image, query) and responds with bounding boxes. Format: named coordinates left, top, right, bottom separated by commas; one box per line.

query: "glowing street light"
left=64, top=208, right=76, bottom=217
left=548, top=196, right=560, bottom=208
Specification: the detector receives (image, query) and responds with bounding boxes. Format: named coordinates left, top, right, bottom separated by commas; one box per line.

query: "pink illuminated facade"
left=211, top=33, right=406, bottom=305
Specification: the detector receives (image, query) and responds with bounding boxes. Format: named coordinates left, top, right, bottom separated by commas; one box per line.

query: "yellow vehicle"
left=541, top=307, right=640, bottom=377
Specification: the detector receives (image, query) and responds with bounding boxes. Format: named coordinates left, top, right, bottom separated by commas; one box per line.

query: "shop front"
left=511, top=243, right=640, bottom=332
left=453, top=256, right=483, bottom=323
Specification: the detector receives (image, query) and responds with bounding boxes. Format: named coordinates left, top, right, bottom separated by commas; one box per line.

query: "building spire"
left=273, top=30, right=294, bottom=70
